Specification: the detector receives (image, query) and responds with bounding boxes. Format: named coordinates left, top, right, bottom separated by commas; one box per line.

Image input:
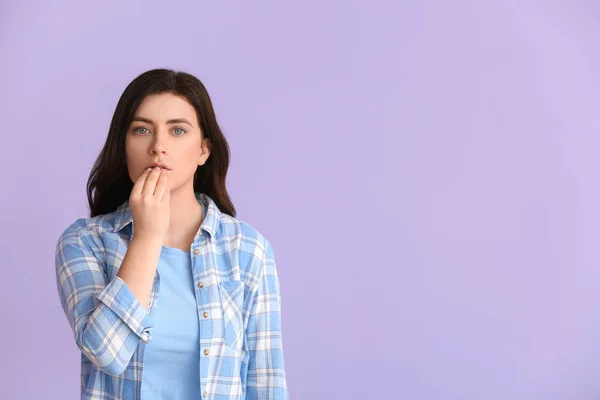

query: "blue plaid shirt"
left=55, top=193, right=289, bottom=399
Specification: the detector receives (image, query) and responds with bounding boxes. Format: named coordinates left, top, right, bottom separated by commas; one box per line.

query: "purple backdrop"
left=2, top=1, right=600, bottom=399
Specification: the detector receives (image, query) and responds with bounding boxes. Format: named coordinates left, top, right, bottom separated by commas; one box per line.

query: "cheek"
left=125, top=137, right=144, bottom=164
left=124, top=139, right=144, bottom=180
left=176, top=147, right=200, bottom=168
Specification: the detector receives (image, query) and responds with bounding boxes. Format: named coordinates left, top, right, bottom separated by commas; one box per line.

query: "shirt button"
left=197, top=282, right=204, bottom=288
left=203, top=392, right=208, bottom=397
left=203, top=311, right=209, bottom=318
left=204, top=349, right=209, bottom=356
left=194, top=249, right=200, bottom=255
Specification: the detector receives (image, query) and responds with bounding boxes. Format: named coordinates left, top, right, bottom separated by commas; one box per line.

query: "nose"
left=149, top=130, right=168, bottom=155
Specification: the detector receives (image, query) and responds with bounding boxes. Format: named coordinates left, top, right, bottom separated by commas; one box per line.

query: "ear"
left=198, top=137, right=211, bottom=166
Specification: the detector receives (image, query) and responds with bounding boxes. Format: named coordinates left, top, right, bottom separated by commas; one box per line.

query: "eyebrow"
left=132, top=116, right=194, bottom=126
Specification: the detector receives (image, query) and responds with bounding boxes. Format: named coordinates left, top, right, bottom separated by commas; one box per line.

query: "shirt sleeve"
left=244, top=240, right=289, bottom=399
left=55, top=219, right=154, bottom=377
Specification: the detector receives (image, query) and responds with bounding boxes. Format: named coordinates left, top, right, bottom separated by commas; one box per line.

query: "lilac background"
left=1, top=1, right=600, bottom=399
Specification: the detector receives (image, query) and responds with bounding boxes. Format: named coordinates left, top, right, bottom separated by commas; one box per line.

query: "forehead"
left=135, top=93, right=196, bottom=119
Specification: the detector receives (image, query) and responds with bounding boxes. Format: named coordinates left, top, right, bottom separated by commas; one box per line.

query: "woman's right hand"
left=129, top=167, right=171, bottom=240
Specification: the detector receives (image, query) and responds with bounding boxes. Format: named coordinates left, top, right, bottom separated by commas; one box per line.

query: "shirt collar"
left=111, top=192, right=221, bottom=239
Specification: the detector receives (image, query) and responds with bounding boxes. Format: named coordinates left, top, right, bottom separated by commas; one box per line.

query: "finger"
left=142, top=167, right=162, bottom=195
left=154, top=170, right=169, bottom=199
left=131, top=168, right=152, bottom=196
left=161, top=178, right=170, bottom=202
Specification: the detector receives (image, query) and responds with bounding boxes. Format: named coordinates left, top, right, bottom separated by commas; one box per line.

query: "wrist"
left=131, top=231, right=164, bottom=246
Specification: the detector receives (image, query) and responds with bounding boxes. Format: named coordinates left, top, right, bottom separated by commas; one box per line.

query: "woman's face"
left=125, top=93, right=210, bottom=192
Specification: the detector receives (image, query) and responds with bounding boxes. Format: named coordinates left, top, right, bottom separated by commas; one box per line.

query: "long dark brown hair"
left=86, top=68, right=236, bottom=218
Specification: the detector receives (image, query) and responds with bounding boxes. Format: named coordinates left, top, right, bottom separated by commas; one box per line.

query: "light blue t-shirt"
left=141, top=202, right=206, bottom=399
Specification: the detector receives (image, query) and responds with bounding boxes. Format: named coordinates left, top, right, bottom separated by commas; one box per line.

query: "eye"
left=173, top=127, right=186, bottom=136
left=134, top=127, right=149, bottom=135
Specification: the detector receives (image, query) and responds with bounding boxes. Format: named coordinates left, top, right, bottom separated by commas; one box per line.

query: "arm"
left=54, top=220, right=159, bottom=376
left=244, top=240, right=289, bottom=400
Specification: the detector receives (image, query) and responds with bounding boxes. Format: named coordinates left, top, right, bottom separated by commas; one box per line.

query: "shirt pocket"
left=217, top=280, right=245, bottom=351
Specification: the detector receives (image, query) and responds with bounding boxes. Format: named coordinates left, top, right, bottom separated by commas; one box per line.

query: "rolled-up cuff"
left=95, top=276, right=154, bottom=343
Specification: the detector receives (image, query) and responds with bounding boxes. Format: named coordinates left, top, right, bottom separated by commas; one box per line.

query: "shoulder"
left=55, top=211, right=121, bottom=257
left=216, top=214, right=273, bottom=257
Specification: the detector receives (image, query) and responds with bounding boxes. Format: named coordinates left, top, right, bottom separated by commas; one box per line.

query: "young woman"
left=55, top=69, right=289, bottom=400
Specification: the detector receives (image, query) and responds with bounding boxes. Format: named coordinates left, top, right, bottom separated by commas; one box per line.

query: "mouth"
left=148, top=162, right=171, bottom=171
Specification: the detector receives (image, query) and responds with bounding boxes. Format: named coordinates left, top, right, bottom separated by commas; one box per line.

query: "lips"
left=148, top=162, right=171, bottom=170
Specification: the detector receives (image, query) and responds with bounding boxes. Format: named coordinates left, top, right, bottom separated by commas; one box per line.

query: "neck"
left=164, top=186, right=204, bottom=248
